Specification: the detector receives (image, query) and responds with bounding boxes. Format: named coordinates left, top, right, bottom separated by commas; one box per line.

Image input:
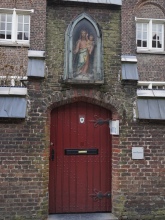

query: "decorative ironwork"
left=89, top=115, right=110, bottom=127
left=90, top=189, right=111, bottom=201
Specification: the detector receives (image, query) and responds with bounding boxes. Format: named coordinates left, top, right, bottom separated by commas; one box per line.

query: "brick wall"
left=0, top=0, right=165, bottom=219
left=0, top=0, right=46, bottom=50
left=46, top=2, right=123, bottom=104
left=0, top=0, right=47, bottom=219
left=113, top=121, right=165, bottom=220
left=122, top=0, right=165, bottom=81
left=121, top=0, right=165, bottom=219
left=0, top=0, right=46, bottom=79
left=0, top=81, right=49, bottom=220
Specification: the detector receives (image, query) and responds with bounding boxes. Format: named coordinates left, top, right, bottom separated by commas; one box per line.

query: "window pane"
left=152, top=34, right=157, bottom=40
left=152, top=23, right=163, bottom=49
left=17, top=32, right=23, bottom=40
left=6, top=31, right=11, bottom=39
left=136, top=22, right=148, bottom=48
left=17, top=15, right=30, bottom=41
left=143, top=41, right=147, bottom=47
left=159, top=35, right=162, bottom=42
left=136, top=23, right=141, bottom=31
left=143, top=32, right=147, bottom=40
left=0, top=22, right=5, bottom=30
left=137, top=32, right=142, bottom=39
left=0, top=13, right=13, bottom=40
left=18, top=15, right=23, bottom=23
left=24, top=15, right=29, bottom=23
left=137, top=40, right=142, bottom=47
left=18, top=24, right=23, bottom=31
left=7, top=14, right=12, bottom=22
left=7, top=23, right=12, bottom=31
left=152, top=40, right=156, bottom=48
left=24, top=24, right=29, bottom=32
left=158, top=42, right=162, bottom=48
left=143, top=24, right=147, bottom=31
left=158, top=24, right=162, bottom=33
left=24, top=32, right=29, bottom=40
left=157, top=35, right=162, bottom=48
left=0, top=31, right=5, bottom=39
left=152, top=24, right=156, bottom=32
left=1, top=14, right=6, bottom=22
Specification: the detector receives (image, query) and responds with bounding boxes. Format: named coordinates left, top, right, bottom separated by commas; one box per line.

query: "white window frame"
left=0, top=8, right=34, bottom=47
left=136, top=17, right=165, bottom=53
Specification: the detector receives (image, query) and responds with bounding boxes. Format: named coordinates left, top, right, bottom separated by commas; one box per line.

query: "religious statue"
left=73, top=29, right=95, bottom=80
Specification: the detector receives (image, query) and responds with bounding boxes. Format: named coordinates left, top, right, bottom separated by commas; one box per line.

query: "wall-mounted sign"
left=109, top=120, right=119, bottom=135
left=132, top=147, right=144, bottom=160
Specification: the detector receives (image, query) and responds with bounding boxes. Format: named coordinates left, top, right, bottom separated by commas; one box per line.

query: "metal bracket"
left=89, top=115, right=109, bottom=127
left=90, top=189, right=111, bottom=201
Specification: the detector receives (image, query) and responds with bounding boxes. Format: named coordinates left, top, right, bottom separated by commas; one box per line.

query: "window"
left=136, top=18, right=165, bottom=52
left=17, top=15, right=30, bottom=41
left=0, top=8, right=34, bottom=46
left=0, top=14, right=12, bottom=40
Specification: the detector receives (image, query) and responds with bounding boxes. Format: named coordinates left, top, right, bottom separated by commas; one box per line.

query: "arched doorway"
left=49, top=101, right=112, bottom=213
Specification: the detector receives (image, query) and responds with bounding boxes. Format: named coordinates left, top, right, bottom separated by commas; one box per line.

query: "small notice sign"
left=132, top=147, right=144, bottom=160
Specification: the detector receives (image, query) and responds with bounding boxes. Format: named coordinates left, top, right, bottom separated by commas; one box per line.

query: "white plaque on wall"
left=109, top=120, right=119, bottom=135
left=132, top=147, right=144, bottom=160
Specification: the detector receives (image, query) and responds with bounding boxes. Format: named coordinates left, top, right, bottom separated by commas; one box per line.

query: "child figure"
left=86, top=34, right=95, bottom=55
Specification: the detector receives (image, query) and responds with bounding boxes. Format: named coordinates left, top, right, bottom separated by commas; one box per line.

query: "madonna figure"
left=74, top=30, right=95, bottom=76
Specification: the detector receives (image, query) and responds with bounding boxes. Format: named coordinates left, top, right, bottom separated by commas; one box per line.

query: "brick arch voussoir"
left=47, top=91, right=122, bottom=120
left=134, top=0, right=165, bottom=15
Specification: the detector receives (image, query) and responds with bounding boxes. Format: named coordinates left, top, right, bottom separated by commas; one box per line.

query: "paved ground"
left=48, top=213, right=118, bottom=220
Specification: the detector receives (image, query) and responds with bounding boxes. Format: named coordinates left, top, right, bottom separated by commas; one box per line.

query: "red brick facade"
left=0, top=0, right=47, bottom=220
left=0, top=0, right=165, bottom=219
left=122, top=0, right=165, bottom=81
left=121, top=0, right=165, bottom=219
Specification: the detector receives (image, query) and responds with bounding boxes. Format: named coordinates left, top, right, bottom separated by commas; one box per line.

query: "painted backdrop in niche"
left=72, top=19, right=97, bottom=80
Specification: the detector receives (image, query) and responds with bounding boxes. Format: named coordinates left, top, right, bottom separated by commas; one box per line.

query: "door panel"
left=49, top=102, right=112, bottom=213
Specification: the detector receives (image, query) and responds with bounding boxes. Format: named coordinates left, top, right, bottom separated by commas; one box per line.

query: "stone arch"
left=47, top=90, right=123, bottom=120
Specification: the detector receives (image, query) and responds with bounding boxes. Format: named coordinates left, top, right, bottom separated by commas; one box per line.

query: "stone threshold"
left=48, top=213, right=118, bottom=220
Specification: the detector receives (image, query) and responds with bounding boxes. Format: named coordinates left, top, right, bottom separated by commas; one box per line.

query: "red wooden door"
left=49, top=102, right=112, bottom=213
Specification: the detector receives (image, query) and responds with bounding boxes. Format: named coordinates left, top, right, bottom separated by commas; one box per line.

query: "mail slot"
left=65, top=149, right=98, bottom=155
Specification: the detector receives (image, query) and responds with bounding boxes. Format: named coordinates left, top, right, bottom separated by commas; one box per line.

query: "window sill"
left=0, top=41, right=30, bottom=47
left=136, top=49, right=165, bottom=55
left=62, top=79, right=104, bottom=85
left=0, top=87, right=27, bottom=96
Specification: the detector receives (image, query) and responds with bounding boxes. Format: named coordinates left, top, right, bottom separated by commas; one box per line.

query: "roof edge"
left=62, top=0, right=122, bottom=6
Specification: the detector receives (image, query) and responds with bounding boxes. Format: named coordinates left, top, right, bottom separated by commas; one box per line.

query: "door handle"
left=51, top=149, right=55, bottom=161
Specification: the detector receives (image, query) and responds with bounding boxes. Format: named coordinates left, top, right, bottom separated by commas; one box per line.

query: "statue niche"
left=64, top=13, right=103, bottom=84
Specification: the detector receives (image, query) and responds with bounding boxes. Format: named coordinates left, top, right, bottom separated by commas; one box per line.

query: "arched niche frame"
left=64, top=13, right=103, bottom=84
